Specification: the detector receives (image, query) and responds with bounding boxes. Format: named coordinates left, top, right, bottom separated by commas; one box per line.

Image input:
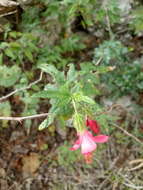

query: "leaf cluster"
left=33, top=63, right=108, bottom=130
left=0, top=32, right=38, bottom=64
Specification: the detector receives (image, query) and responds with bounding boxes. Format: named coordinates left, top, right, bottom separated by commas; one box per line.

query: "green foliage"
left=0, top=101, right=11, bottom=128
left=92, top=0, right=121, bottom=28
left=110, top=60, right=143, bottom=96
left=33, top=63, right=110, bottom=130
left=0, top=65, right=21, bottom=87
left=22, top=91, right=40, bottom=129
left=0, top=32, right=38, bottom=64
left=37, top=34, right=85, bottom=69
left=63, top=0, right=96, bottom=26
left=93, top=40, right=128, bottom=65
left=93, top=39, right=143, bottom=97
left=20, top=7, right=41, bottom=32
left=0, top=0, right=143, bottom=187
left=130, top=6, right=143, bottom=33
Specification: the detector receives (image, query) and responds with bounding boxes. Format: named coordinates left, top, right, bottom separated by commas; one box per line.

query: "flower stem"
left=72, top=99, right=85, bottom=132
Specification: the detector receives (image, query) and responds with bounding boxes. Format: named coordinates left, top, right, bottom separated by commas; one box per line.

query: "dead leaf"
left=22, top=152, right=40, bottom=178
left=0, top=168, right=6, bottom=178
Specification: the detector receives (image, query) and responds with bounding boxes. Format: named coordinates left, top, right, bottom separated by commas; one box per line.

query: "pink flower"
left=86, top=118, right=100, bottom=134
left=70, top=130, right=109, bottom=163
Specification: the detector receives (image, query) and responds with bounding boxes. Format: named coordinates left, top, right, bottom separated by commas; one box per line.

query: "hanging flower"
left=70, top=130, right=109, bottom=163
left=86, top=118, right=100, bottom=134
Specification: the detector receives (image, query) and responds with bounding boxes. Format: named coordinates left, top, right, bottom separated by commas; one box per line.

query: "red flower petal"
left=70, top=139, right=81, bottom=151
left=93, top=135, right=109, bottom=143
left=86, top=119, right=100, bottom=134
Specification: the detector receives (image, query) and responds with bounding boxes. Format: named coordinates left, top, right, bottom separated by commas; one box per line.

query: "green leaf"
left=0, top=65, right=21, bottom=87
left=38, top=64, right=65, bottom=84
left=80, top=95, right=95, bottom=104
left=38, top=106, right=60, bottom=130
left=67, top=64, right=77, bottom=82
left=10, top=42, right=21, bottom=48
left=38, top=64, right=58, bottom=75
left=137, top=82, right=143, bottom=89
left=38, top=118, right=49, bottom=130
left=9, top=31, right=22, bottom=38
left=73, top=113, right=84, bottom=130
left=44, top=84, right=58, bottom=91
left=33, top=90, right=65, bottom=99
left=0, top=101, right=11, bottom=128
left=5, top=48, right=15, bottom=59
left=73, top=92, right=95, bottom=104
left=0, top=42, right=9, bottom=49
left=24, top=49, right=33, bottom=62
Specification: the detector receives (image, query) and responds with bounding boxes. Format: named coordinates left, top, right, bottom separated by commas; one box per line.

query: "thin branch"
left=0, top=113, right=49, bottom=122
left=0, top=71, right=43, bottom=102
left=128, top=159, right=143, bottom=171
left=0, top=10, right=17, bottom=18
left=113, top=123, right=143, bottom=145
left=128, top=162, right=143, bottom=171
left=96, top=103, right=126, bottom=116
left=95, top=56, right=103, bottom=66
left=118, top=172, right=143, bottom=190
left=129, top=159, right=143, bottom=165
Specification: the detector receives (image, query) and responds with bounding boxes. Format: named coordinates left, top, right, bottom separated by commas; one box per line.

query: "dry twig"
left=0, top=113, right=49, bottom=122
left=113, top=123, right=143, bottom=145
left=128, top=159, right=143, bottom=171
left=0, top=71, right=43, bottom=102
left=118, top=172, right=143, bottom=190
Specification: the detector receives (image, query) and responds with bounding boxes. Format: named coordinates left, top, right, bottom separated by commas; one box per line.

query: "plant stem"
left=72, top=99, right=84, bottom=132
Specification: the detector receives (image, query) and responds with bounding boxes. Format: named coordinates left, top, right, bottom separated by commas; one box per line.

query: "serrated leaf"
left=33, top=90, right=66, bottom=99
left=38, top=118, right=49, bottom=130
left=80, top=95, right=95, bottom=104
left=67, top=64, right=77, bottom=82
left=39, top=106, right=60, bottom=130
left=73, top=92, right=95, bottom=104
left=38, top=114, right=55, bottom=130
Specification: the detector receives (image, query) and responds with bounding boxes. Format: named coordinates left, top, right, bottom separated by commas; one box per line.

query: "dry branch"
left=0, top=71, right=43, bottom=102
left=0, top=0, right=19, bottom=17
left=0, top=113, right=49, bottom=122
